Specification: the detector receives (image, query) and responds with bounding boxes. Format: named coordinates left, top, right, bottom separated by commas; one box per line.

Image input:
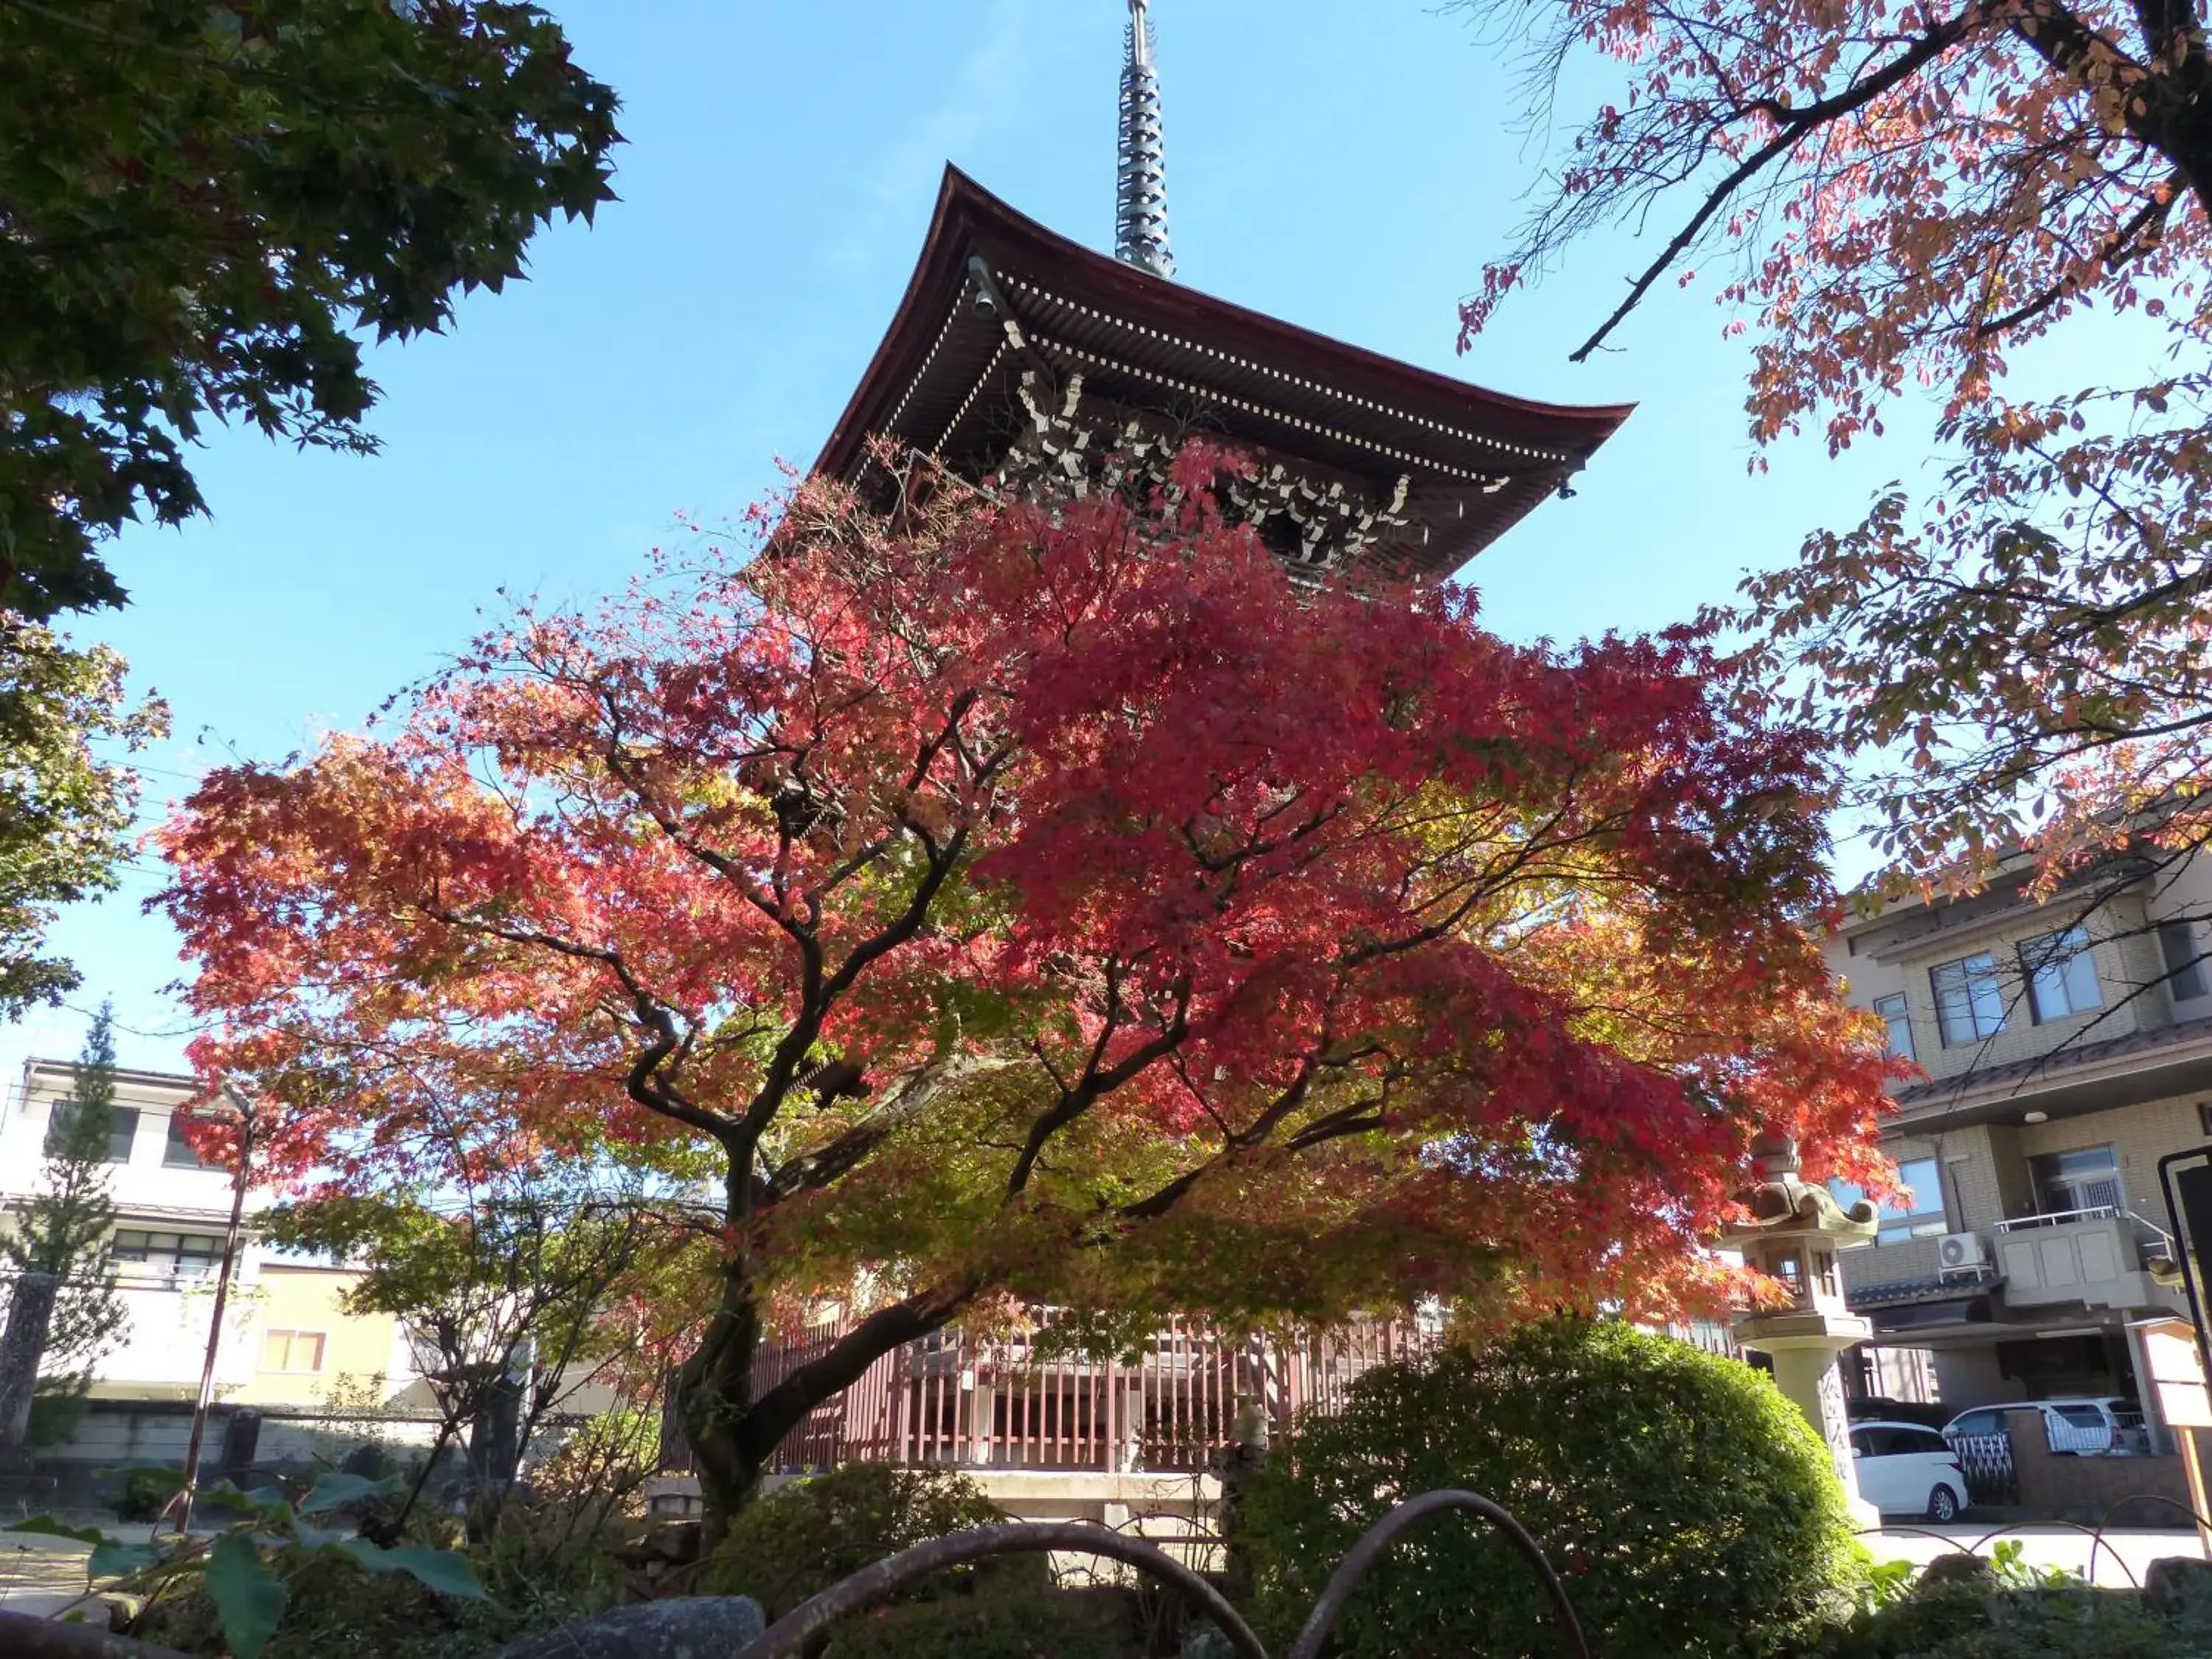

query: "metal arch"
left=1851, top=1518, right=2149, bottom=1591
left=726, top=1521, right=1268, bottom=1659
left=1287, top=1491, right=1594, bottom=1659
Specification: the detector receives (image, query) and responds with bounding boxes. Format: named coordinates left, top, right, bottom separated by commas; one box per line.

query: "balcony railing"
left=1993, top=1201, right=2121, bottom=1234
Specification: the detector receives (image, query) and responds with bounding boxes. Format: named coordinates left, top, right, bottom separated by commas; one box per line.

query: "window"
left=1830, top=1156, right=1948, bottom=1245
left=2164, top=922, right=2209, bottom=1001
left=44, top=1102, right=139, bottom=1164
left=2020, top=925, right=2102, bottom=1023
left=1948, top=1410, right=2004, bottom=1439
left=1930, top=952, right=2006, bottom=1046
left=1873, top=992, right=1916, bottom=1061
left=2028, top=1144, right=2121, bottom=1217
left=1854, top=1425, right=1948, bottom=1458
left=109, top=1229, right=225, bottom=1278
left=162, top=1113, right=210, bottom=1169
left=260, top=1330, right=326, bottom=1374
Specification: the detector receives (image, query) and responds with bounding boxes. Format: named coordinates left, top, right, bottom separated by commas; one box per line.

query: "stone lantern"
left=1720, top=1129, right=1880, bottom=1527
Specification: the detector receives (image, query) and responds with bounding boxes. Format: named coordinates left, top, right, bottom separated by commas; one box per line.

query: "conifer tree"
left=2, top=1002, right=128, bottom=1443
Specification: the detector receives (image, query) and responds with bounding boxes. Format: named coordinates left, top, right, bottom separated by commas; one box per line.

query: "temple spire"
left=1115, top=0, right=1175, bottom=278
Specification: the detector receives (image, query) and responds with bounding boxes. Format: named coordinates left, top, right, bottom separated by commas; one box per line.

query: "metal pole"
left=160, top=1099, right=253, bottom=1537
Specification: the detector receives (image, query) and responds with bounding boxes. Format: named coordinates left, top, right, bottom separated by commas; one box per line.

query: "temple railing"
left=659, top=1310, right=1743, bottom=1480
left=661, top=1310, right=1432, bottom=1479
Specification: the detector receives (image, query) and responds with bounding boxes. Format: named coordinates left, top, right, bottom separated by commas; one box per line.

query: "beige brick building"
left=1826, top=855, right=2212, bottom=1436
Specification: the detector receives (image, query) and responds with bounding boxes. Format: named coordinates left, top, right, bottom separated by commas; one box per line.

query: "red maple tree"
left=158, top=451, right=1891, bottom=1534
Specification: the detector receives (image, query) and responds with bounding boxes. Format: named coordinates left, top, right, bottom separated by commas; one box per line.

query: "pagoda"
left=815, top=0, right=1631, bottom=584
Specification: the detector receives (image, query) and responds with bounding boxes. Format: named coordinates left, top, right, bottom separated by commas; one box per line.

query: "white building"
left=0, top=1058, right=417, bottom=1411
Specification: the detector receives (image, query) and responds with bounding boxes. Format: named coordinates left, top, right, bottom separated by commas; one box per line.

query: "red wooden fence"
left=660, top=1310, right=1435, bottom=1478
left=659, top=1311, right=1739, bottom=1478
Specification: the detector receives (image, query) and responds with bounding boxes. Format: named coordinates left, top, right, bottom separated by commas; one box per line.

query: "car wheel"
left=1927, top=1484, right=1960, bottom=1524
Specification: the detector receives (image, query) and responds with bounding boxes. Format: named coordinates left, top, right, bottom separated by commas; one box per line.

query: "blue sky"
left=6, top=0, right=1978, bottom=1080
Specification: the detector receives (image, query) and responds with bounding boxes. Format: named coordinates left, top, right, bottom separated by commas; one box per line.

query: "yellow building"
left=232, top=1260, right=426, bottom=1413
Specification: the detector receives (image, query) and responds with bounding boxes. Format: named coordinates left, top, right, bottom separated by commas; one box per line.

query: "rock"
left=1914, top=1552, right=1998, bottom=1596
left=484, top=1596, right=767, bottom=1659
left=1181, top=1627, right=1237, bottom=1659
left=2143, top=1555, right=2212, bottom=1621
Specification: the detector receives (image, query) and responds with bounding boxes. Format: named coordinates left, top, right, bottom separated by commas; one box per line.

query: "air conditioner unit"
left=1937, top=1231, right=1989, bottom=1274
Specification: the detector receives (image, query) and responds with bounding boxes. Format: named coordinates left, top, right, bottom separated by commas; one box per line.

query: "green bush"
left=822, top=1582, right=1132, bottom=1659
left=1819, top=1576, right=1999, bottom=1659
left=1240, top=1318, right=1860, bottom=1659
left=699, top=1463, right=1029, bottom=1618
left=137, top=1529, right=618, bottom=1659
left=1829, top=1588, right=2188, bottom=1659
left=112, top=1466, right=175, bottom=1522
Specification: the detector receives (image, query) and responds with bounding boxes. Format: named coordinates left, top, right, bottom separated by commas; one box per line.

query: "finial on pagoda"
left=1116, top=0, right=1175, bottom=279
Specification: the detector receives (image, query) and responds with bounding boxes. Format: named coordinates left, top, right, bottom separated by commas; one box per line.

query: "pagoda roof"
left=816, top=167, right=1634, bottom=581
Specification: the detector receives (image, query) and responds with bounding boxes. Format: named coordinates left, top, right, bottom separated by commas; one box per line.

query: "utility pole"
left=160, top=1091, right=254, bottom=1536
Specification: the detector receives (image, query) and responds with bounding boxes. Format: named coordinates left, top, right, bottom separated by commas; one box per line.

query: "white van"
left=1849, top=1421, right=1971, bottom=1521
left=1943, top=1397, right=2149, bottom=1455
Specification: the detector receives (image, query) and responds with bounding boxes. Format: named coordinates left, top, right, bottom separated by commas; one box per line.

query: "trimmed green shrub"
left=1240, top=1318, right=1860, bottom=1659
left=111, top=1466, right=175, bottom=1522
left=699, top=1463, right=1029, bottom=1618
left=822, top=1582, right=1132, bottom=1659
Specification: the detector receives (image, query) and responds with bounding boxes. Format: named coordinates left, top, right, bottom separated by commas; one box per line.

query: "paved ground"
left=0, top=1521, right=157, bottom=1621
left=0, top=1531, right=97, bottom=1620
left=1863, top=1523, right=2207, bottom=1587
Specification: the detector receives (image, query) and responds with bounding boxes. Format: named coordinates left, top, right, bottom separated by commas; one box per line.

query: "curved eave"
left=816, top=166, right=1633, bottom=502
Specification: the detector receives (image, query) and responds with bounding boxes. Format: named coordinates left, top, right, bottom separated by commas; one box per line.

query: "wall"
left=1884, top=891, right=2163, bottom=1085
left=91, top=1277, right=260, bottom=1394
left=2000, top=1411, right=2193, bottom=1526
left=1843, top=1091, right=2212, bottom=1295
left=231, top=1264, right=408, bottom=1409
left=2015, top=1092, right=2208, bottom=1234
left=0, top=1063, right=258, bottom=1223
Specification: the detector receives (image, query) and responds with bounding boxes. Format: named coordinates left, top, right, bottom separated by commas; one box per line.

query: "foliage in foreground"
left=699, top=1463, right=1021, bottom=1618
left=0, top=0, right=620, bottom=622
left=0, top=625, right=164, bottom=1018
left=1823, top=1578, right=2204, bottom=1659
left=1241, top=1320, right=1860, bottom=1659
left=32, top=1468, right=484, bottom=1659
left=157, top=442, right=1893, bottom=1534
left=819, top=1582, right=1130, bottom=1659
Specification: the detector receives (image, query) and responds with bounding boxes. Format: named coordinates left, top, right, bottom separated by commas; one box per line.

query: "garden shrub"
left=111, top=1466, right=175, bottom=1522
left=821, top=1580, right=1133, bottom=1659
left=1239, top=1318, right=1860, bottom=1659
left=1833, top=1588, right=2191, bottom=1659
left=136, top=1544, right=616, bottom=1659
left=1818, top=1571, right=1999, bottom=1659
left=699, top=1462, right=1029, bottom=1617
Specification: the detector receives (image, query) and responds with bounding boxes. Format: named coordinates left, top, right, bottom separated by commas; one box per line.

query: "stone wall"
left=2001, top=1411, right=2194, bottom=1526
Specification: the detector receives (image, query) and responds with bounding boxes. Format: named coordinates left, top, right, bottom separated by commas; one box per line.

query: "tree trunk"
left=673, top=1248, right=975, bottom=1549
left=673, top=1256, right=768, bottom=1551
left=0, top=1270, right=60, bottom=1450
